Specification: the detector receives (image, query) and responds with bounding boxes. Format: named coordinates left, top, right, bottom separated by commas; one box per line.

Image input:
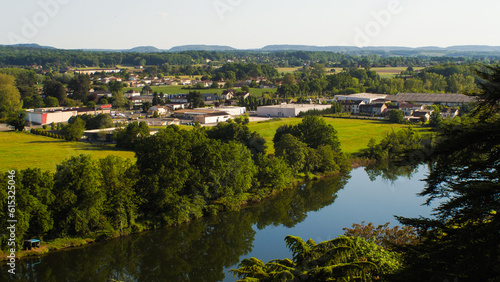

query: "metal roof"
left=391, top=93, right=476, bottom=103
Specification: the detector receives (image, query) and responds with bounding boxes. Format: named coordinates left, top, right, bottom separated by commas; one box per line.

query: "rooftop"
left=392, top=93, right=476, bottom=103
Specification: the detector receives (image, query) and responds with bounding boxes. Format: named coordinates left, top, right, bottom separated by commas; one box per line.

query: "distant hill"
left=1, top=43, right=56, bottom=49
left=168, top=45, right=236, bottom=52
left=128, top=46, right=162, bottom=53
left=2, top=43, right=500, bottom=56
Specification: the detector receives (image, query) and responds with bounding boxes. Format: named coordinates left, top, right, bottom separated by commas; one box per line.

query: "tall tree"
left=68, top=74, right=91, bottom=102
left=187, top=91, right=204, bottom=109
left=43, top=79, right=67, bottom=103
left=0, top=73, right=22, bottom=118
left=397, top=65, right=500, bottom=280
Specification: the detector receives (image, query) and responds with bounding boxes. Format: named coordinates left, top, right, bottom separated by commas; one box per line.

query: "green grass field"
left=0, top=131, right=135, bottom=172
left=248, top=117, right=431, bottom=155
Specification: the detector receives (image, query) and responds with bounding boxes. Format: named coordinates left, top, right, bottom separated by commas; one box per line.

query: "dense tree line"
left=1, top=46, right=498, bottom=70
left=1, top=117, right=350, bottom=249
left=277, top=63, right=483, bottom=97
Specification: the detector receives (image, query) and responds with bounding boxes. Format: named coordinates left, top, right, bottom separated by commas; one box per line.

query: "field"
left=0, top=131, right=135, bottom=172
left=248, top=117, right=431, bottom=155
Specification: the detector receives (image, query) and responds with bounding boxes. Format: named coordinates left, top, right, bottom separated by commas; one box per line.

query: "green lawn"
left=248, top=117, right=431, bottom=155
left=0, top=131, right=135, bottom=172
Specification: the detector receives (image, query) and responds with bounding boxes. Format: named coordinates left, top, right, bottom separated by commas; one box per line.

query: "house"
left=149, top=106, right=169, bottom=116
left=408, top=110, right=434, bottom=122
left=93, top=90, right=113, bottom=98
left=124, top=90, right=140, bottom=98
left=222, top=90, right=236, bottom=100
left=130, top=96, right=154, bottom=106
left=398, top=103, right=424, bottom=116
left=169, top=94, right=189, bottom=103
left=340, top=100, right=365, bottom=114
left=441, top=108, right=459, bottom=119
left=202, top=93, right=220, bottom=102
left=359, top=103, right=387, bottom=115
left=181, top=78, right=192, bottom=85
left=235, top=92, right=250, bottom=100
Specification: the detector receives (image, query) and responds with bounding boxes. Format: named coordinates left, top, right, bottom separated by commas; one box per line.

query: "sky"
left=1, top=0, right=499, bottom=50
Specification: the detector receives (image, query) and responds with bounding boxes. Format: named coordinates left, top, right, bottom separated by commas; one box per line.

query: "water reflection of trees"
left=1, top=175, right=349, bottom=282
left=364, top=161, right=421, bottom=183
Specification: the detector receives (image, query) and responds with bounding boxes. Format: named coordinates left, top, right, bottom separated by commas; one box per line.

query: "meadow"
left=248, top=117, right=431, bottom=154
left=0, top=131, right=135, bottom=172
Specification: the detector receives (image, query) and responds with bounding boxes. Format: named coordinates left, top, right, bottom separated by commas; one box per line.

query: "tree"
left=389, top=109, right=405, bottom=123
left=187, top=91, right=204, bottom=109
left=274, top=133, right=308, bottom=173
left=68, top=74, right=91, bottom=102
left=61, top=117, right=86, bottom=141
left=87, top=113, right=114, bottom=130
left=0, top=73, right=22, bottom=118
left=108, top=80, right=124, bottom=94
left=142, top=85, right=152, bottom=95
left=6, top=110, right=27, bottom=131
left=112, top=92, right=127, bottom=108
left=52, top=155, right=104, bottom=236
left=43, top=79, right=67, bottom=103
left=230, top=235, right=401, bottom=281
left=44, top=96, right=60, bottom=107
left=23, top=95, right=44, bottom=109
left=396, top=65, right=500, bottom=280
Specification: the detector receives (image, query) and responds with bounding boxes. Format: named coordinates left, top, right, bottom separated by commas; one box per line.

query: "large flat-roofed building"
left=257, top=104, right=332, bottom=118
left=390, top=93, right=476, bottom=106
left=334, top=93, right=388, bottom=104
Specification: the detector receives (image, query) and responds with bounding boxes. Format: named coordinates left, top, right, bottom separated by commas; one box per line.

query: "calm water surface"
left=2, top=165, right=436, bottom=281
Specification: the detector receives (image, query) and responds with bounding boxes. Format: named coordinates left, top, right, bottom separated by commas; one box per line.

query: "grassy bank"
left=248, top=117, right=431, bottom=154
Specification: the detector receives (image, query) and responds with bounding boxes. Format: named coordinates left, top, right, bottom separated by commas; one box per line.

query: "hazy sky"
left=1, top=0, right=499, bottom=49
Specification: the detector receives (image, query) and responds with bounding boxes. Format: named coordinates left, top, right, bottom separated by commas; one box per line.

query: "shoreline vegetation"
left=0, top=117, right=430, bottom=262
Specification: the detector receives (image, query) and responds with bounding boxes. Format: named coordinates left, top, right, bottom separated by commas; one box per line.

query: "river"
left=2, top=164, right=436, bottom=281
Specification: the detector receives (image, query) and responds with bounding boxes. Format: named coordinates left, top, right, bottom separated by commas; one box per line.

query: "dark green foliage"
left=134, top=126, right=257, bottom=225
left=230, top=235, right=402, bottom=281
left=365, top=128, right=430, bottom=162
left=68, top=74, right=91, bottom=102
left=52, top=155, right=105, bottom=236
left=187, top=90, right=204, bottom=109
left=60, top=116, right=86, bottom=141
left=273, top=116, right=349, bottom=174
left=6, top=110, right=27, bottom=131
left=205, top=119, right=266, bottom=157
left=43, top=79, right=66, bottom=103
left=395, top=66, right=500, bottom=280
left=388, top=109, right=405, bottom=123
left=114, top=121, right=150, bottom=150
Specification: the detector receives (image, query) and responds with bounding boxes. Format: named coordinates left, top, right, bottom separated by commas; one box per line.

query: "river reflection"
left=2, top=175, right=349, bottom=282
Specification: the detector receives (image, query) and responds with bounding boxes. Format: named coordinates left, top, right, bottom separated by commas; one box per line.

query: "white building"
left=257, top=104, right=332, bottom=118
left=334, top=93, right=388, bottom=104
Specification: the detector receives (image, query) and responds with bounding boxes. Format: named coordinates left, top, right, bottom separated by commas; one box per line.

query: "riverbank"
left=0, top=238, right=95, bottom=261
left=0, top=156, right=366, bottom=262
